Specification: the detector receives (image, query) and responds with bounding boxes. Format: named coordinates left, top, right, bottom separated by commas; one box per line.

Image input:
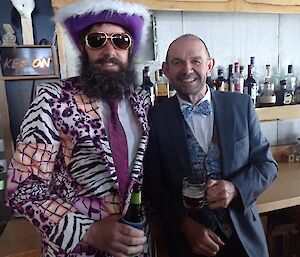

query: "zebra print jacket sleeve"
left=5, top=77, right=151, bottom=256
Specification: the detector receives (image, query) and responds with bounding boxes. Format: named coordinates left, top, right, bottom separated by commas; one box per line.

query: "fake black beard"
left=79, top=55, right=137, bottom=100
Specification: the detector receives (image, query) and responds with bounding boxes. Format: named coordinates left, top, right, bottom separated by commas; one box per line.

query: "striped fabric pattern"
left=6, top=77, right=151, bottom=256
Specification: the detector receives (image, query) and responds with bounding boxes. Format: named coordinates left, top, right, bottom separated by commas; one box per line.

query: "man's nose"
left=181, top=61, right=193, bottom=75
left=102, top=40, right=117, bottom=53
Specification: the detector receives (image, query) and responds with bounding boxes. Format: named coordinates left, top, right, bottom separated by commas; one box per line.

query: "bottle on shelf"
left=214, top=68, right=226, bottom=91
left=232, top=62, right=241, bottom=93
left=141, top=66, right=155, bottom=106
left=245, top=64, right=257, bottom=106
left=294, top=82, right=300, bottom=104
left=285, top=64, right=297, bottom=103
left=276, top=79, right=293, bottom=105
left=238, top=65, right=245, bottom=94
left=206, top=73, right=215, bottom=90
left=258, top=64, right=276, bottom=107
left=120, top=183, right=145, bottom=230
left=154, top=69, right=169, bottom=105
left=250, top=57, right=257, bottom=79
left=250, top=56, right=262, bottom=101
left=223, top=64, right=233, bottom=92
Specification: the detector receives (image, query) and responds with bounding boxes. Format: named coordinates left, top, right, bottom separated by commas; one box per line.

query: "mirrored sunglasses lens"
left=112, top=34, right=131, bottom=50
left=87, top=33, right=106, bottom=48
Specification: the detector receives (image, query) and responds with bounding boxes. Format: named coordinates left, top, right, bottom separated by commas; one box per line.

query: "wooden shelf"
left=51, top=0, right=300, bottom=13
left=256, top=104, right=300, bottom=122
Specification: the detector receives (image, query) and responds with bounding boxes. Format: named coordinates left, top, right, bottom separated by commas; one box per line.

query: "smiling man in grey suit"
left=144, top=34, right=277, bottom=257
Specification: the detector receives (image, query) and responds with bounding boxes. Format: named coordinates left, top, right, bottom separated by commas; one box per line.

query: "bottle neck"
left=247, top=65, right=254, bottom=78
left=131, top=190, right=142, bottom=205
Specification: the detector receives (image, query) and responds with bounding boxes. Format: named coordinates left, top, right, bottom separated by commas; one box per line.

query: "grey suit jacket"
left=144, top=90, right=277, bottom=257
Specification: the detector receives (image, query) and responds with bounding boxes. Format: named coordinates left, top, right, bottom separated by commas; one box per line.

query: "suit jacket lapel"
left=166, top=97, right=193, bottom=177
left=212, top=91, right=235, bottom=175
left=128, top=91, right=150, bottom=184
left=74, top=89, right=150, bottom=187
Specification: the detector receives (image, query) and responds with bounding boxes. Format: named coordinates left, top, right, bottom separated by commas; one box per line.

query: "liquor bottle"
left=206, top=75, right=215, bottom=90
left=250, top=56, right=260, bottom=100
left=238, top=65, right=245, bottom=94
left=245, top=64, right=257, bottom=106
left=275, top=80, right=285, bottom=106
left=154, top=69, right=169, bottom=105
left=294, top=83, right=300, bottom=104
left=120, top=183, right=145, bottom=230
left=258, top=65, right=276, bottom=107
left=250, top=56, right=259, bottom=82
left=214, top=68, right=226, bottom=91
left=223, top=64, right=233, bottom=92
left=294, top=138, right=300, bottom=162
left=232, top=62, right=240, bottom=92
left=141, top=66, right=155, bottom=106
left=285, top=65, right=297, bottom=103
left=275, top=80, right=293, bottom=105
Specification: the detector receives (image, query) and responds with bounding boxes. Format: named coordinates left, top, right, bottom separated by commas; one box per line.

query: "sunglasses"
left=85, top=32, right=132, bottom=50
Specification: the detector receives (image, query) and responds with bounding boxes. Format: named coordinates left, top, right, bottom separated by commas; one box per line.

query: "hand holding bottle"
left=82, top=214, right=146, bottom=257
left=119, top=183, right=146, bottom=256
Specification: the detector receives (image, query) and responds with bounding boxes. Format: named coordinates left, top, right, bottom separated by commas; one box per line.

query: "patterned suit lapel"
left=73, top=90, right=116, bottom=182
left=128, top=90, right=150, bottom=187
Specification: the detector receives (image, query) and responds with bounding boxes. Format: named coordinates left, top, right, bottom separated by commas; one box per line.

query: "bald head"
left=165, top=34, right=211, bottom=63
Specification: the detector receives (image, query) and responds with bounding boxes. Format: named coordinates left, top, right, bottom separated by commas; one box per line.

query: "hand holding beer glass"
left=182, top=171, right=207, bottom=210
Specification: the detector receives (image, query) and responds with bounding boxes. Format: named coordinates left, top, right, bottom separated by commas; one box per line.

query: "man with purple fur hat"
left=5, top=0, right=153, bottom=256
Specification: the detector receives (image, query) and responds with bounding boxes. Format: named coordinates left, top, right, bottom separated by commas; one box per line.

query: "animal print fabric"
left=6, top=77, right=151, bottom=256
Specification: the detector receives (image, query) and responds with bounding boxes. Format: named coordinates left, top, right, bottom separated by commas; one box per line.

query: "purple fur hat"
left=54, top=0, right=150, bottom=53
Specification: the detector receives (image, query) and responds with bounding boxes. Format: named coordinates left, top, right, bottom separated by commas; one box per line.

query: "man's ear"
left=207, top=58, right=215, bottom=74
left=162, top=61, right=168, bottom=77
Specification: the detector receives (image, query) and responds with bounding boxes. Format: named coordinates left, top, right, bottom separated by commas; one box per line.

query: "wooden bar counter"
left=257, top=162, right=300, bottom=214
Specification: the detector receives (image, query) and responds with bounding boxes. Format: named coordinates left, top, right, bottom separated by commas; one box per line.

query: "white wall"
left=60, top=11, right=300, bottom=146
left=150, top=11, right=300, bottom=83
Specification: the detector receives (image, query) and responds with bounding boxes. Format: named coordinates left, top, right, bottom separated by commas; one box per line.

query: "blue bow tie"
left=181, top=100, right=212, bottom=120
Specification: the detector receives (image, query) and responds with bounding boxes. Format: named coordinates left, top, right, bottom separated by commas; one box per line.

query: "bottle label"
left=131, top=192, right=142, bottom=205
left=156, top=83, right=169, bottom=96
left=283, top=92, right=293, bottom=105
left=223, top=82, right=229, bottom=92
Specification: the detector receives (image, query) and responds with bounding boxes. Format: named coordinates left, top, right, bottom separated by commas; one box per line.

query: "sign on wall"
left=0, top=45, right=59, bottom=80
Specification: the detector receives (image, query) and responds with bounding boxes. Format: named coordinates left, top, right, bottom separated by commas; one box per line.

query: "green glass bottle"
left=120, top=183, right=145, bottom=229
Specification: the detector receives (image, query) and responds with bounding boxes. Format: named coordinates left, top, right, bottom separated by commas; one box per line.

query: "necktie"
left=107, top=99, right=129, bottom=201
left=181, top=100, right=212, bottom=120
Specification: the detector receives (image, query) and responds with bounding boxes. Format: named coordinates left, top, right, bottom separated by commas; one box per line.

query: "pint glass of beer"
left=182, top=173, right=207, bottom=210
